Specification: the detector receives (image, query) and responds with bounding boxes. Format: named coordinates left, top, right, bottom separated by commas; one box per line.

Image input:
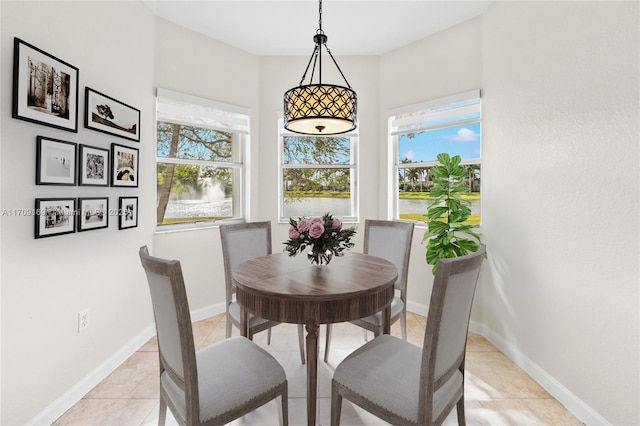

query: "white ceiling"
left=144, top=1, right=493, bottom=56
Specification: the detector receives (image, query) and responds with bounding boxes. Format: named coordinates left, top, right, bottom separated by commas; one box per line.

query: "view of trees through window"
left=156, top=121, right=240, bottom=225
left=281, top=135, right=355, bottom=220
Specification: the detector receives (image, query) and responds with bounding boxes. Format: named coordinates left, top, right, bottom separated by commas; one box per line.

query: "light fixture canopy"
left=283, top=0, right=357, bottom=136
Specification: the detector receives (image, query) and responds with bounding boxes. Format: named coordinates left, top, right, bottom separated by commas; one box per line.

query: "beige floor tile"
left=465, top=351, right=551, bottom=399
left=54, top=312, right=580, bottom=426
left=479, top=398, right=584, bottom=425
left=53, top=398, right=157, bottom=426
left=467, top=332, right=497, bottom=352
left=85, top=351, right=159, bottom=399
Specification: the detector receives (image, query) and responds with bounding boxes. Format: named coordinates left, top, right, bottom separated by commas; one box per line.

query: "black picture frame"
left=85, top=87, right=140, bottom=142
left=77, top=197, right=109, bottom=232
left=36, top=136, right=77, bottom=185
left=111, top=143, right=139, bottom=187
left=78, top=144, right=109, bottom=186
left=35, top=198, right=76, bottom=239
left=13, top=38, right=79, bottom=132
left=118, top=196, right=138, bottom=230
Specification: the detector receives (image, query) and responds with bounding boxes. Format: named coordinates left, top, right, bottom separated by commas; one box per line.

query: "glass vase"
left=307, top=249, right=333, bottom=266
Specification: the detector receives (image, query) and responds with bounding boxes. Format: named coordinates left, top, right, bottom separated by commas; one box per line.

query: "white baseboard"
left=27, top=324, right=156, bottom=426
left=469, top=320, right=610, bottom=426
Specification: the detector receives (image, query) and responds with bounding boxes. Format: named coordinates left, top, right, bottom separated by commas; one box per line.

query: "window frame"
left=155, top=89, right=249, bottom=231
left=388, top=90, right=482, bottom=225
left=278, top=118, right=359, bottom=223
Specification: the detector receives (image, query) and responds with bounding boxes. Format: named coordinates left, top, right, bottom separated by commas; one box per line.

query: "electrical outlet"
left=78, top=309, right=90, bottom=333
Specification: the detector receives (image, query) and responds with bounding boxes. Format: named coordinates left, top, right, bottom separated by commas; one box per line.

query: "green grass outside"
left=284, top=190, right=480, bottom=200
left=161, top=216, right=231, bottom=225
left=400, top=212, right=481, bottom=226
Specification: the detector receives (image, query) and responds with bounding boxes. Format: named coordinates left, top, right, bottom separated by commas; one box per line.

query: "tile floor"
left=53, top=312, right=583, bottom=425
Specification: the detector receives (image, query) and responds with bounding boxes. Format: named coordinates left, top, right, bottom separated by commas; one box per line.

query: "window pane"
left=282, top=168, right=351, bottom=218
left=398, top=122, right=481, bottom=163
left=157, top=163, right=234, bottom=225
left=398, top=165, right=481, bottom=225
left=283, top=136, right=350, bottom=165
left=157, top=120, right=233, bottom=162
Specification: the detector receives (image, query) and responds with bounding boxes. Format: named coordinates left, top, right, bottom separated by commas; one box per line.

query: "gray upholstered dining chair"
left=330, top=244, right=486, bottom=426
left=139, top=246, right=289, bottom=426
left=324, top=219, right=415, bottom=362
left=219, top=221, right=305, bottom=364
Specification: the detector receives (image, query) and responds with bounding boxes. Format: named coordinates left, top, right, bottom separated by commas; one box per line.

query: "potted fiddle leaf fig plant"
left=422, top=153, right=483, bottom=274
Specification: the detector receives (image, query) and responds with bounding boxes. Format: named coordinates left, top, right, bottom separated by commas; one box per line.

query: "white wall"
left=478, top=2, right=639, bottom=424
left=0, top=2, right=156, bottom=424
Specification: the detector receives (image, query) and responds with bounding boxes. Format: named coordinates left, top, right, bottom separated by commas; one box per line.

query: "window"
left=156, top=89, right=249, bottom=228
left=279, top=119, right=358, bottom=222
left=389, top=90, right=481, bottom=225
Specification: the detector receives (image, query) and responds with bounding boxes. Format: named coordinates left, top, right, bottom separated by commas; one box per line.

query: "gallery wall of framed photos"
left=13, top=37, right=142, bottom=238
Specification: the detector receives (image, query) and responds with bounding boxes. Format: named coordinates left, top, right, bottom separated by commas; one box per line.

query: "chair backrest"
left=363, top=219, right=415, bottom=294
left=139, top=246, right=199, bottom=420
left=219, top=221, right=272, bottom=302
left=419, top=244, right=486, bottom=423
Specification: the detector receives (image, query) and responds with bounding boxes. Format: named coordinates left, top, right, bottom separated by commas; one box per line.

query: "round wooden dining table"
left=232, top=251, right=398, bottom=426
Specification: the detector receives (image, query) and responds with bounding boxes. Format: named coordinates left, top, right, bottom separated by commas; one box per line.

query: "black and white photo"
left=79, top=144, right=109, bottom=186
left=35, top=198, right=76, bottom=238
left=78, top=197, right=109, bottom=232
left=13, top=38, right=79, bottom=132
left=85, top=88, right=140, bottom=141
left=111, top=143, right=139, bottom=187
left=118, top=196, right=138, bottom=230
left=36, top=136, right=77, bottom=185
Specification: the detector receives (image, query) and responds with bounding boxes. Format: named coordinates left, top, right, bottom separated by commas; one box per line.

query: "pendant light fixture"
left=283, top=0, right=357, bottom=135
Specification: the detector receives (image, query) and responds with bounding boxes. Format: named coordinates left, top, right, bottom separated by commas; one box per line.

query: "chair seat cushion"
left=334, top=335, right=462, bottom=423
left=352, top=296, right=404, bottom=327
left=161, top=336, right=286, bottom=423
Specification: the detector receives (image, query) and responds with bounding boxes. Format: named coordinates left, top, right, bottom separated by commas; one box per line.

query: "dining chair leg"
left=268, top=327, right=272, bottom=345
left=401, top=313, right=407, bottom=341
left=298, top=324, right=306, bottom=364
left=279, top=381, right=289, bottom=426
left=456, top=395, right=466, bottom=426
left=225, top=315, right=232, bottom=338
left=324, top=324, right=332, bottom=362
left=158, top=396, right=167, bottom=426
left=330, top=380, right=342, bottom=426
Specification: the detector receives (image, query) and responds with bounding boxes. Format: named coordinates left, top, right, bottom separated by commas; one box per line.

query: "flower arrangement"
left=284, top=212, right=356, bottom=265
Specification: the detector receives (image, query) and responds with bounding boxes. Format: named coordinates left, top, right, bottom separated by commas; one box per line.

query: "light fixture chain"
left=318, top=0, right=323, bottom=31
left=299, top=45, right=320, bottom=86
left=325, top=46, right=352, bottom=89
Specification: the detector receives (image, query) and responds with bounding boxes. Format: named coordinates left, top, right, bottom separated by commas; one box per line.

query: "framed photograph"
left=35, top=198, right=76, bottom=239
left=118, top=196, right=138, bottom=230
left=111, top=143, right=139, bottom=187
left=13, top=38, right=79, bottom=132
left=78, top=144, right=109, bottom=186
left=85, top=87, right=140, bottom=142
left=77, top=197, right=109, bottom=232
left=36, top=136, right=77, bottom=185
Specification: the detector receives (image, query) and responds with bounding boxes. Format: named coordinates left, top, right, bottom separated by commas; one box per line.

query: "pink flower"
left=331, top=217, right=342, bottom=229
left=297, top=218, right=310, bottom=232
left=288, top=226, right=300, bottom=240
left=308, top=222, right=325, bottom=239
left=310, top=216, right=324, bottom=226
